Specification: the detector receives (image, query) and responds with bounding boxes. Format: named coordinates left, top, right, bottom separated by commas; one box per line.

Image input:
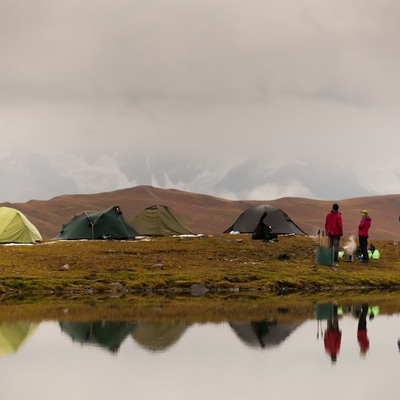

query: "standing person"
left=358, top=210, right=372, bottom=263
left=325, top=203, right=343, bottom=263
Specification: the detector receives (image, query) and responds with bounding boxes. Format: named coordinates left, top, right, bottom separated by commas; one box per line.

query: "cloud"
left=1, top=1, right=400, bottom=201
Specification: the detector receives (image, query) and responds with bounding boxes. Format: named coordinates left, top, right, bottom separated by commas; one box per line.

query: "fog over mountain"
left=0, top=150, right=374, bottom=203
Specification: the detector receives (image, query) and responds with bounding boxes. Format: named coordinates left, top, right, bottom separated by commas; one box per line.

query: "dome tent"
left=225, top=204, right=306, bottom=236
left=131, top=205, right=195, bottom=236
left=0, top=207, right=42, bottom=243
left=53, top=205, right=138, bottom=240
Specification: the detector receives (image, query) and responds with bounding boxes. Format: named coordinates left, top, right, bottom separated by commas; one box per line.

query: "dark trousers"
left=359, top=235, right=369, bottom=262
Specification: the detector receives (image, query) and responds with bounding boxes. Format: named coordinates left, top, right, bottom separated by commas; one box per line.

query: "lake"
left=1, top=296, right=400, bottom=400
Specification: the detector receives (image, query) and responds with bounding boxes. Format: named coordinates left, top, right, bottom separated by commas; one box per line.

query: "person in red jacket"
left=325, top=203, right=343, bottom=262
left=358, top=210, right=372, bottom=263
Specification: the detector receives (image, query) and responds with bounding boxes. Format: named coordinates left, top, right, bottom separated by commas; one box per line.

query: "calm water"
left=1, top=302, right=400, bottom=400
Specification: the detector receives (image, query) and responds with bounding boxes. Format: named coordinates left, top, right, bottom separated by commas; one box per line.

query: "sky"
left=1, top=0, right=400, bottom=202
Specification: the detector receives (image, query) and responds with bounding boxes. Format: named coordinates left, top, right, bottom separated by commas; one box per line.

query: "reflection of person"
left=324, top=303, right=342, bottom=363
left=325, top=203, right=343, bottom=262
left=358, top=210, right=372, bottom=263
left=356, top=304, right=370, bottom=355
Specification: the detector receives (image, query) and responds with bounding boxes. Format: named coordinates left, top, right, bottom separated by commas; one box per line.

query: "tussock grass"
left=1, top=235, right=400, bottom=296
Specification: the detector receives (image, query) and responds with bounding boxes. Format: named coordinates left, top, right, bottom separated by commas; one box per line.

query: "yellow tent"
left=0, top=207, right=42, bottom=243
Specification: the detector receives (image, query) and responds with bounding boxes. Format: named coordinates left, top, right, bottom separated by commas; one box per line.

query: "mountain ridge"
left=1, top=185, right=399, bottom=241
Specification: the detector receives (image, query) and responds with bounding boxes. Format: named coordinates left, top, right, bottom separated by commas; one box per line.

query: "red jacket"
left=358, top=215, right=371, bottom=237
left=325, top=211, right=343, bottom=237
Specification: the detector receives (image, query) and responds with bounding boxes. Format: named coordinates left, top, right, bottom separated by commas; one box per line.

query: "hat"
left=361, top=210, right=368, bottom=215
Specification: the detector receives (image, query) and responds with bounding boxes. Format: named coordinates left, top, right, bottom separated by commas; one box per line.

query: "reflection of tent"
left=131, top=205, right=195, bottom=236
left=230, top=320, right=302, bottom=349
left=225, top=205, right=306, bottom=236
left=0, top=207, right=42, bottom=243
left=53, top=205, right=139, bottom=240
left=0, top=322, right=38, bottom=355
left=59, top=321, right=136, bottom=353
left=131, top=322, right=189, bottom=352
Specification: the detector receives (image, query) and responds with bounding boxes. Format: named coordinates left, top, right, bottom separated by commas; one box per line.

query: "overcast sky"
left=1, top=0, right=400, bottom=202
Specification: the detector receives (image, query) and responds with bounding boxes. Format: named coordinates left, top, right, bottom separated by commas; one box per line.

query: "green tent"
left=131, top=205, right=195, bottom=236
left=0, top=207, right=42, bottom=243
left=53, top=205, right=138, bottom=240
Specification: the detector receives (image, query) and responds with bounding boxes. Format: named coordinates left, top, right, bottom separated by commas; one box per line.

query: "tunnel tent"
left=52, top=205, right=138, bottom=240
left=131, top=204, right=195, bottom=236
left=225, top=204, right=306, bottom=236
left=0, top=207, right=42, bottom=243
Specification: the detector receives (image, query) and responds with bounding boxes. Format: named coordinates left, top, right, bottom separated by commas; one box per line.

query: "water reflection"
left=355, top=304, right=370, bottom=355
left=0, top=302, right=388, bottom=357
left=316, top=302, right=381, bottom=365
left=317, top=303, right=342, bottom=363
left=0, top=322, right=37, bottom=355
left=230, top=320, right=302, bottom=349
left=60, top=321, right=136, bottom=353
left=132, top=322, right=190, bottom=352
left=2, top=298, right=400, bottom=400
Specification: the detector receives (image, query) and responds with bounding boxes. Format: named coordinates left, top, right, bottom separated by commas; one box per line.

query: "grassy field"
left=1, top=234, right=400, bottom=294
left=1, top=234, right=400, bottom=321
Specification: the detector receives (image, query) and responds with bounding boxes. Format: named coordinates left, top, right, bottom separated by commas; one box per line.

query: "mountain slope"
left=1, top=185, right=399, bottom=241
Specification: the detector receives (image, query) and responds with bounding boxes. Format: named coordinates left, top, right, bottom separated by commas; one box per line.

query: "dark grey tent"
left=131, top=205, right=195, bottom=236
left=53, top=205, right=139, bottom=240
left=224, top=205, right=306, bottom=236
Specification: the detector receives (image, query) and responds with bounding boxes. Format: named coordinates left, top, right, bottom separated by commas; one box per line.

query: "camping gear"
left=53, top=205, right=138, bottom=240
left=316, top=230, right=334, bottom=266
left=0, top=207, right=42, bottom=243
left=225, top=205, right=306, bottom=236
left=131, top=205, right=195, bottom=236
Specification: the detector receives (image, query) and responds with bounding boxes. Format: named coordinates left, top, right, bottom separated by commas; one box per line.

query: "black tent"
left=225, top=205, right=306, bottom=236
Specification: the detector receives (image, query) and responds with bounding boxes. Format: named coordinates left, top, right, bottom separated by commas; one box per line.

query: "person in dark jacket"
left=325, top=203, right=343, bottom=262
left=358, top=210, right=372, bottom=263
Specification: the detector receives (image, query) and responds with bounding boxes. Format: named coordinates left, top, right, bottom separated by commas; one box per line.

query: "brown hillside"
left=1, top=186, right=399, bottom=241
